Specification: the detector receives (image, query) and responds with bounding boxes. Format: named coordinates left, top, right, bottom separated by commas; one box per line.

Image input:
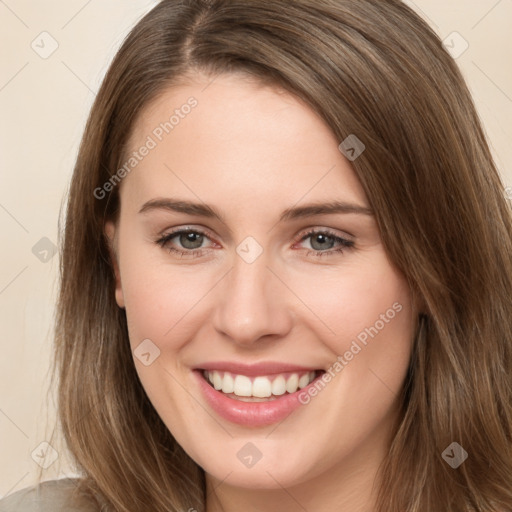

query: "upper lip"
left=195, top=361, right=324, bottom=376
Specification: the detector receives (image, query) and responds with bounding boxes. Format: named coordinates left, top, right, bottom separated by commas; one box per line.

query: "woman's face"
left=106, top=72, right=415, bottom=492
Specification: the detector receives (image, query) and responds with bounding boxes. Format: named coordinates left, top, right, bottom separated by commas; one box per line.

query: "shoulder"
left=0, top=478, right=99, bottom=512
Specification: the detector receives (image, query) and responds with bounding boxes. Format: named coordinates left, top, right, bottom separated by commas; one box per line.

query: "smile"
left=193, top=365, right=326, bottom=426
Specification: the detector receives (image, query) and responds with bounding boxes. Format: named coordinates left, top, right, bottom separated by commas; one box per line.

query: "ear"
left=104, top=220, right=125, bottom=309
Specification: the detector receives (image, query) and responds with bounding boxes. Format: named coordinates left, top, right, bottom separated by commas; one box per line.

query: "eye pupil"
left=180, top=232, right=203, bottom=249
left=311, top=233, right=334, bottom=250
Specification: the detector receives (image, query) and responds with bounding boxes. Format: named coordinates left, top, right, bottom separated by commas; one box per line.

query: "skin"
left=105, top=72, right=416, bottom=512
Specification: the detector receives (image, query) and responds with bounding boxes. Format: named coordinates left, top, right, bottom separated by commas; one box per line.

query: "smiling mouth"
left=201, top=369, right=325, bottom=402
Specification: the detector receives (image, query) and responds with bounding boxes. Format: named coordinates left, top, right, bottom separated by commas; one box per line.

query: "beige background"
left=1, top=0, right=511, bottom=497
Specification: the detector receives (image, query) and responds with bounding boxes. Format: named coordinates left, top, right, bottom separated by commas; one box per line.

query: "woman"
left=1, top=0, right=511, bottom=511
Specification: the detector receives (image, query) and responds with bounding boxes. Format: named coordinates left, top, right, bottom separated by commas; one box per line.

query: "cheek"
left=285, top=256, right=415, bottom=417
left=286, top=258, right=413, bottom=355
left=117, top=253, right=212, bottom=421
left=118, top=237, right=219, bottom=356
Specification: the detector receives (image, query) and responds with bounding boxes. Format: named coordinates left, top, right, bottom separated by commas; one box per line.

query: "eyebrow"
left=138, top=198, right=374, bottom=222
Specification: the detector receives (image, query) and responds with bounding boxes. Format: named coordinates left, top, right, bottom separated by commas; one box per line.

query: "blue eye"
left=296, top=229, right=354, bottom=258
left=155, top=228, right=211, bottom=259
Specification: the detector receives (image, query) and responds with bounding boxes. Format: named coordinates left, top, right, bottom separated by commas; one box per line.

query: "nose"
left=212, top=250, right=293, bottom=347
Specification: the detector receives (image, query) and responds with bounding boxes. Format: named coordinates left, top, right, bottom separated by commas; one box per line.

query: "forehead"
left=121, top=73, right=368, bottom=212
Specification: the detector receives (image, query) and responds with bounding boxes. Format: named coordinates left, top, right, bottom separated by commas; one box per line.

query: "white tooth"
left=298, top=373, right=310, bottom=389
left=285, top=373, right=299, bottom=393
left=212, top=371, right=223, bottom=390
left=214, top=371, right=316, bottom=397
left=233, top=375, right=252, bottom=397
left=222, top=373, right=234, bottom=394
left=271, top=375, right=286, bottom=396
left=252, top=376, right=272, bottom=398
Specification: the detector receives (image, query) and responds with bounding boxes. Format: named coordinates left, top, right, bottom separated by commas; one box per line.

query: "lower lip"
left=193, top=370, right=323, bottom=427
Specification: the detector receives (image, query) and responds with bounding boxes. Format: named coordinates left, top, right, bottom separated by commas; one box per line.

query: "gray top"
left=0, top=478, right=98, bottom=512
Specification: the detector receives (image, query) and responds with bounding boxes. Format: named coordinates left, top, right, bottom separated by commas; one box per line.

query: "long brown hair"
left=49, top=0, right=512, bottom=510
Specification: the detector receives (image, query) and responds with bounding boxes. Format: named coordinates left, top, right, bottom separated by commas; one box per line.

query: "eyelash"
left=155, top=227, right=355, bottom=259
